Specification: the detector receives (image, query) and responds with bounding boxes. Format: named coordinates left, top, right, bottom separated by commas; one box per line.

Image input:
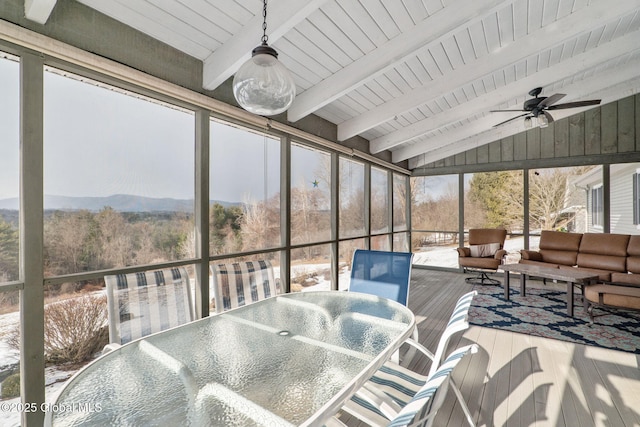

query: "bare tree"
left=529, top=169, right=573, bottom=231
left=94, top=207, right=132, bottom=269
left=44, top=211, right=93, bottom=275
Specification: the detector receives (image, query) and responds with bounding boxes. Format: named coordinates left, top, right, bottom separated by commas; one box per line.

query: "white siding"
left=610, top=163, right=640, bottom=235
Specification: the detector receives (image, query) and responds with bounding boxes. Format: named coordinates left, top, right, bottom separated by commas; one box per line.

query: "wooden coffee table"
left=501, top=263, right=599, bottom=317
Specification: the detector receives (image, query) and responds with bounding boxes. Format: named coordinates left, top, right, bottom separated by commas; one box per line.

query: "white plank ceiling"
left=72, top=0, right=640, bottom=169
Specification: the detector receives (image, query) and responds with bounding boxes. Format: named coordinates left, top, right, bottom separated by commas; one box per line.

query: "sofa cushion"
left=468, top=228, right=506, bottom=246
left=625, top=236, right=640, bottom=274
left=576, top=253, right=626, bottom=273
left=539, top=230, right=582, bottom=251
left=611, top=272, right=640, bottom=286
left=572, top=232, right=628, bottom=273
left=539, top=249, right=579, bottom=266
left=579, top=233, right=630, bottom=257
left=585, top=284, right=640, bottom=310
left=470, top=243, right=500, bottom=257
left=626, top=257, right=640, bottom=274
left=458, top=256, right=501, bottom=270
left=627, top=235, right=640, bottom=256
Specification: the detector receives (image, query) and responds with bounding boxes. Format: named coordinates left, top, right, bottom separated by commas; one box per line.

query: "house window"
left=591, top=186, right=603, bottom=227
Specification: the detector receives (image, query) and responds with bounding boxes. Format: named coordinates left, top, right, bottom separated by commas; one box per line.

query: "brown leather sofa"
left=457, top=228, right=507, bottom=285
left=584, top=234, right=640, bottom=318
left=520, top=230, right=640, bottom=319
left=519, top=230, right=582, bottom=269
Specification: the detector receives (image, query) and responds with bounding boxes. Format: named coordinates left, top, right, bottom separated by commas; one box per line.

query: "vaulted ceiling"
left=42, top=1, right=640, bottom=169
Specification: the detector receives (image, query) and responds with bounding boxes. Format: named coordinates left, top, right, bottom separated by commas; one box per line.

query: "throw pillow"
left=469, top=243, right=500, bottom=257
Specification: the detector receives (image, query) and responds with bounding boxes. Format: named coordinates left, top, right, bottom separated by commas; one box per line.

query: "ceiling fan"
left=491, top=87, right=601, bottom=128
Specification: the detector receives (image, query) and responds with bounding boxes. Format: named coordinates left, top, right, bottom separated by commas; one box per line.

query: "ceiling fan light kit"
left=524, top=116, right=532, bottom=129
left=537, top=114, right=549, bottom=128
left=491, top=87, right=601, bottom=129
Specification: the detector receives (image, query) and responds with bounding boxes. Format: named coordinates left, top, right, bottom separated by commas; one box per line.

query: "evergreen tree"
left=0, top=218, right=18, bottom=281
left=468, top=171, right=523, bottom=231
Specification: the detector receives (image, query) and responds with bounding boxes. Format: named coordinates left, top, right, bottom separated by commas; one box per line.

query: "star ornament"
left=312, top=180, right=319, bottom=188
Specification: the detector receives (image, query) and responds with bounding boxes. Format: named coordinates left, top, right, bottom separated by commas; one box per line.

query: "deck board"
left=339, top=268, right=640, bottom=427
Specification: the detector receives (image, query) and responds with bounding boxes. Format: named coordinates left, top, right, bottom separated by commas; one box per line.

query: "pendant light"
left=232, top=0, right=296, bottom=116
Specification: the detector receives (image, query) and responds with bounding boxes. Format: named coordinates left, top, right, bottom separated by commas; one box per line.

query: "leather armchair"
left=457, top=228, right=507, bottom=285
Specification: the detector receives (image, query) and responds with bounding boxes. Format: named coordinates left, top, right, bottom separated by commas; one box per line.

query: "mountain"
left=0, top=195, right=240, bottom=212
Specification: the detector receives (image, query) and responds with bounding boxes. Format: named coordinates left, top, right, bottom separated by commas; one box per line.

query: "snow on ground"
left=0, top=310, right=19, bottom=369
left=0, top=308, right=79, bottom=426
left=0, top=367, right=73, bottom=427
left=0, top=236, right=539, bottom=425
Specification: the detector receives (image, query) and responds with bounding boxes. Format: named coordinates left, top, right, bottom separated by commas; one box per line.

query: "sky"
left=0, top=55, right=325, bottom=204
left=0, top=55, right=19, bottom=200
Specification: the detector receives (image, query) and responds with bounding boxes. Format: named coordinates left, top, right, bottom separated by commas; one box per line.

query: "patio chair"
left=349, top=249, right=418, bottom=361
left=457, top=228, right=507, bottom=285
left=341, top=291, right=478, bottom=426
left=337, top=344, right=478, bottom=427
left=104, top=267, right=195, bottom=345
left=349, top=249, right=413, bottom=306
left=210, top=260, right=279, bottom=313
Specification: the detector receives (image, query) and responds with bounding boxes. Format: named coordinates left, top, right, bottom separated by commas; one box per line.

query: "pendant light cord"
left=261, top=0, right=269, bottom=45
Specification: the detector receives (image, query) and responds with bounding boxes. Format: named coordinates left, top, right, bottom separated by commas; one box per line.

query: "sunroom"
left=1, top=1, right=639, bottom=426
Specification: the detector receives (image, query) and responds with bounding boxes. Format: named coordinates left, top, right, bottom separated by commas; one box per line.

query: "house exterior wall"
left=610, top=163, right=640, bottom=234
left=571, top=168, right=603, bottom=234
left=569, top=163, right=640, bottom=235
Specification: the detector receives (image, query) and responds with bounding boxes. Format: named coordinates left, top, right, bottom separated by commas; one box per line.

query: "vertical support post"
left=603, top=164, right=610, bottom=233
left=280, top=134, right=291, bottom=292
left=386, top=170, right=393, bottom=250
left=404, top=173, right=411, bottom=251
left=364, top=164, right=371, bottom=249
left=523, top=168, right=530, bottom=250
left=458, top=172, right=464, bottom=255
left=20, top=52, right=45, bottom=427
left=331, top=153, right=339, bottom=290
left=194, top=109, right=210, bottom=318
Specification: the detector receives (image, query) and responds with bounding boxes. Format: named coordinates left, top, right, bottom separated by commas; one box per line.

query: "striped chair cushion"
left=343, top=345, right=477, bottom=427
left=427, top=290, right=476, bottom=377
left=341, top=291, right=478, bottom=426
left=341, top=361, right=427, bottom=426
left=387, top=346, right=474, bottom=427
left=104, top=267, right=194, bottom=344
left=210, top=260, right=278, bottom=312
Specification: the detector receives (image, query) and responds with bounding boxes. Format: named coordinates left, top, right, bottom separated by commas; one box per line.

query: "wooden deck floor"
left=338, top=269, right=640, bottom=427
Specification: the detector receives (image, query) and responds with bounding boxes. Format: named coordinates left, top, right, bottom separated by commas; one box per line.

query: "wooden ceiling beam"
left=373, top=30, right=640, bottom=161
left=285, top=0, right=510, bottom=123
left=202, top=0, right=327, bottom=91
left=343, top=1, right=640, bottom=146
left=24, top=0, right=57, bottom=24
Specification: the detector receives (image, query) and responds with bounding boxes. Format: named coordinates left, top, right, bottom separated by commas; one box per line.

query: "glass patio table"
left=45, top=290, right=415, bottom=427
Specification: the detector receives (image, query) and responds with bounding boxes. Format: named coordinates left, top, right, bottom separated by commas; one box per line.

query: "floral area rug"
left=468, top=285, right=640, bottom=354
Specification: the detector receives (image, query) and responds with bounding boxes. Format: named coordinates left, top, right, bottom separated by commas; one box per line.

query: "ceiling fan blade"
left=538, top=93, right=566, bottom=108
left=492, top=113, right=530, bottom=128
left=490, top=109, right=526, bottom=112
left=543, top=110, right=554, bottom=124
left=546, top=99, right=601, bottom=110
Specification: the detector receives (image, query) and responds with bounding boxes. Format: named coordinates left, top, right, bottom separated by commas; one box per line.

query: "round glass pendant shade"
left=233, top=48, right=296, bottom=116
